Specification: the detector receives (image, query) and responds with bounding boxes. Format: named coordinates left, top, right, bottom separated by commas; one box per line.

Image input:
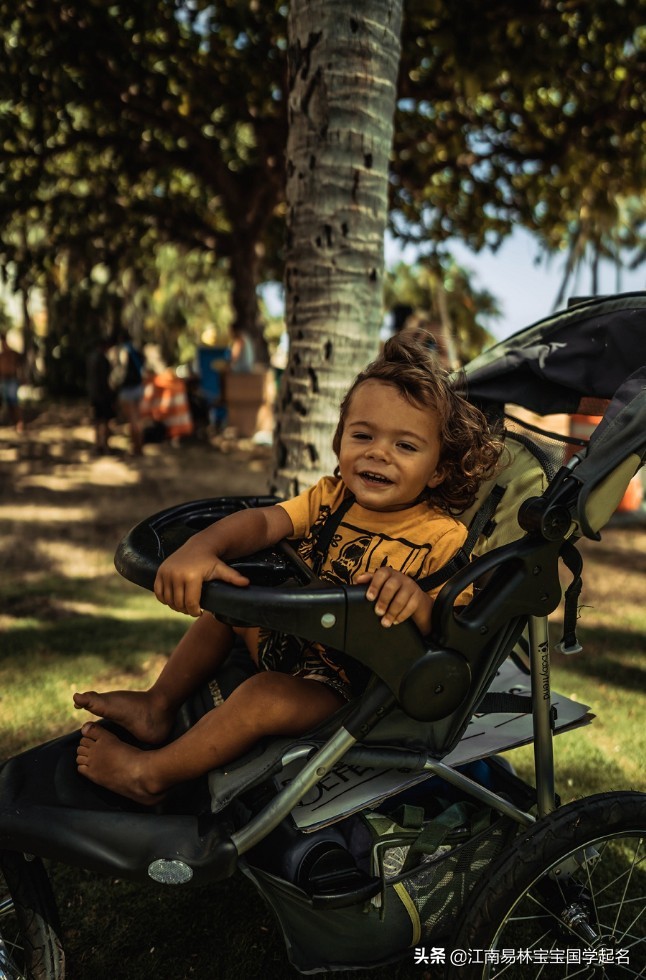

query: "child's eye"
left=398, top=442, right=417, bottom=452
left=351, top=431, right=370, bottom=441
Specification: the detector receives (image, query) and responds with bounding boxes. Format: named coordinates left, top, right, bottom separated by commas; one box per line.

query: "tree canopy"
left=0, top=0, right=643, bottom=371
left=394, top=0, right=645, bottom=271
left=0, top=0, right=288, bottom=336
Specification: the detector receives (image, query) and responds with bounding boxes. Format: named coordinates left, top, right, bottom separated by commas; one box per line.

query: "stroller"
left=1, top=293, right=645, bottom=979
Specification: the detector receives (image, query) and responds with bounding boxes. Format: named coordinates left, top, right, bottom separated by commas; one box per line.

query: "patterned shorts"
left=256, top=629, right=367, bottom=703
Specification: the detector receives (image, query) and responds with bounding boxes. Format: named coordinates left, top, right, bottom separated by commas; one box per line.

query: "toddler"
left=74, top=335, right=501, bottom=804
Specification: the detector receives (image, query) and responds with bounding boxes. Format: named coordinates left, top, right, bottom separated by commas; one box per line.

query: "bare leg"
left=95, top=419, right=110, bottom=453
left=76, top=671, right=345, bottom=805
left=74, top=614, right=244, bottom=744
left=120, top=397, right=143, bottom=455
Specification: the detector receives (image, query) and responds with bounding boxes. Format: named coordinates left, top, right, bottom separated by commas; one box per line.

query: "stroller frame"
left=1, top=293, right=646, bottom=979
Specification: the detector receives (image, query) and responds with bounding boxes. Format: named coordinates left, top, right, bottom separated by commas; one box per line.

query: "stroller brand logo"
left=540, top=643, right=550, bottom=699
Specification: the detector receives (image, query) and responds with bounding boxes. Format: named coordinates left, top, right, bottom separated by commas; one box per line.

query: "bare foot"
left=76, top=723, right=166, bottom=805
left=73, top=689, right=174, bottom=745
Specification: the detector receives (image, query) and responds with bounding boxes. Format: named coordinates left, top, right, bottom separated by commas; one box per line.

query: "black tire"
left=0, top=851, right=65, bottom=980
left=447, top=792, right=646, bottom=979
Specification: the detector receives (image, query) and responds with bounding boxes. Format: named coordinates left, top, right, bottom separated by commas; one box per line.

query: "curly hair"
left=332, top=334, right=503, bottom=514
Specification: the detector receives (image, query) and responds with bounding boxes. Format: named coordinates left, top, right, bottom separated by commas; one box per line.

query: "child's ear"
left=427, top=466, right=445, bottom=489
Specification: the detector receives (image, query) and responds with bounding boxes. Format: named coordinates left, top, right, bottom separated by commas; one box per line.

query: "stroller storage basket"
left=243, top=787, right=521, bottom=974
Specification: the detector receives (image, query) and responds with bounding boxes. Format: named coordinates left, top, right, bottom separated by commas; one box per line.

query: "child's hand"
left=356, top=567, right=433, bottom=633
left=154, top=542, right=249, bottom=616
left=153, top=504, right=292, bottom=617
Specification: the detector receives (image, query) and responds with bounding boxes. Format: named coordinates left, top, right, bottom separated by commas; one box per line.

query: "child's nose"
left=366, top=440, right=390, bottom=460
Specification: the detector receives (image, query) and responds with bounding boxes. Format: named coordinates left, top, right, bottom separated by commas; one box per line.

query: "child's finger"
left=372, top=573, right=403, bottom=613
left=380, top=593, right=418, bottom=628
left=363, top=565, right=393, bottom=601
left=182, top=584, right=204, bottom=617
left=214, top=564, right=250, bottom=588
left=180, top=565, right=248, bottom=615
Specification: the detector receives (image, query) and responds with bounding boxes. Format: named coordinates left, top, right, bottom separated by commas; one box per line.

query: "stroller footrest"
left=0, top=802, right=238, bottom=884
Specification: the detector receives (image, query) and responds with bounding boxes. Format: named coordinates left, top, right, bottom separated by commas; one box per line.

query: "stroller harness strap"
left=308, top=484, right=508, bottom=594
left=555, top=539, right=584, bottom=655
left=309, top=492, right=357, bottom=575
left=416, top=484, right=507, bottom=593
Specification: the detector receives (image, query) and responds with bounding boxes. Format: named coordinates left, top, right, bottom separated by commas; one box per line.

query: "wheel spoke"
left=614, top=908, right=646, bottom=946
left=613, top=839, right=644, bottom=936
left=598, top=897, right=646, bottom=910
left=613, top=960, right=646, bottom=979
left=454, top=796, right=646, bottom=980
left=497, top=855, right=645, bottom=973
left=595, top=841, right=646, bottom=899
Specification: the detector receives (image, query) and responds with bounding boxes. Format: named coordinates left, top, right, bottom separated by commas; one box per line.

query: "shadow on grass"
left=51, top=864, right=429, bottom=980
left=505, top=739, right=641, bottom=811
left=581, top=539, right=646, bottom=577
left=559, top=750, right=645, bottom=797
left=2, top=612, right=186, bottom=662
left=1, top=608, right=188, bottom=758
left=551, top=625, right=646, bottom=694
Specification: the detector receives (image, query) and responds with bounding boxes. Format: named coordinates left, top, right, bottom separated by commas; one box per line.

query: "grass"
left=7, top=533, right=643, bottom=980
left=1, top=417, right=644, bottom=978
left=0, top=574, right=185, bottom=758
left=1, top=560, right=432, bottom=979
left=505, top=532, right=646, bottom=800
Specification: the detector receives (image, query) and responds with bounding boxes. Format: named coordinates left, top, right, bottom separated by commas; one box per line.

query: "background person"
left=110, top=329, right=145, bottom=456
left=229, top=326, right=256, bottom=373
left=86, top=337, right=115, bottom=455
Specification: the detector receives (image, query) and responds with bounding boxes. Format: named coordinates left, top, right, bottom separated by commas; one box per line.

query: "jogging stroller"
left=1, top=292, right=645, bottom=979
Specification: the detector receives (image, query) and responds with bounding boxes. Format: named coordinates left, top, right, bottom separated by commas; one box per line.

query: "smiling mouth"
left=359, top=471, right=393, bottom=486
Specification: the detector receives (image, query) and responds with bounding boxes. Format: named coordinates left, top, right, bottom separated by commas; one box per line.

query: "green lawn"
left=3, top=548, right=642, bottom=980
left=1, top=425, right=644, bottom=978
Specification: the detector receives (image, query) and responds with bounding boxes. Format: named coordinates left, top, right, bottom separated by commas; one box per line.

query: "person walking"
left=110, top=330, right=146, bottom=456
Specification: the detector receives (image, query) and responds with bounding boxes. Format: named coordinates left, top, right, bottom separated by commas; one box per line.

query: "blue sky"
left=386, top=228, right=646, bottom=343
left=262, top=227, right=645, bottom=344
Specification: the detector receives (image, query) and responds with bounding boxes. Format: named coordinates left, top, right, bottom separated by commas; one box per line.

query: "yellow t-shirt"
left=278, top=475, right=467, bottom=601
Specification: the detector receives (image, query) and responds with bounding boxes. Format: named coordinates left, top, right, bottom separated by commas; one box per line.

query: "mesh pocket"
left=398, top=816, right=514, bottom=940
left=362, top=801, right=518, bottom=943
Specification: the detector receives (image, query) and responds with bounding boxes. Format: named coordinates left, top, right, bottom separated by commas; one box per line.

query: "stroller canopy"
left=461, top=292, right=646, bottom=414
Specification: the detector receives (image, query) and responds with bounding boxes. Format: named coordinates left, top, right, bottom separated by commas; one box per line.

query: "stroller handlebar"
left=114, top=500, right=473, bottom=723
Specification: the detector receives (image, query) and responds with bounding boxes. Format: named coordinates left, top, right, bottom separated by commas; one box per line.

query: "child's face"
left=338, top=379, right=444, bottom=511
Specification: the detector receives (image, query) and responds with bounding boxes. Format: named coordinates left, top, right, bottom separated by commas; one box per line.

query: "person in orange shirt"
left=74, top=335, right=502, bottom=804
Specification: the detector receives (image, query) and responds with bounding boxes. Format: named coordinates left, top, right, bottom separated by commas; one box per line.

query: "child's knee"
left=229, top=671, right=294, bottom=731
left=237, top=669, right=284, bottom=704
left=232, top=670, right=342, bottom=738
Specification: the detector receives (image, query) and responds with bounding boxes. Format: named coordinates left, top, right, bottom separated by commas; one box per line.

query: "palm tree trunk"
left=271, top=0, right=403, bottom=497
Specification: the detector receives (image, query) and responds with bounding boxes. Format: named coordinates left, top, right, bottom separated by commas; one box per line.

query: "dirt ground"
left=0, top=404, right=275, bottom=575
left=2, top=400, right=645, bottom=601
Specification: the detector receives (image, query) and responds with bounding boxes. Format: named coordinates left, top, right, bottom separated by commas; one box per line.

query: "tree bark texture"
left=271, top=0, right=403, bottom=498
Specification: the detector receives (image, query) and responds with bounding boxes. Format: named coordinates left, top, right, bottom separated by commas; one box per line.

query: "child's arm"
left=355, top=568, right=434, bottom=634
left=154, top=504, right=294, bottom=616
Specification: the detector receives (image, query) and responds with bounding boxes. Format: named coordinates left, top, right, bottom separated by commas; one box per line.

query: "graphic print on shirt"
left=330, top=534, right=374, bottom=584
left=297, top=504, right=333, bottom=573
left=297, top=510, right=436, bottom=586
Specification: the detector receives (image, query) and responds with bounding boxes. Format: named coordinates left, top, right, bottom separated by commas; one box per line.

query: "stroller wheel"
left=448, top=791, right=646, bottom=979
left=0, top=851, right=65, bottom=980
